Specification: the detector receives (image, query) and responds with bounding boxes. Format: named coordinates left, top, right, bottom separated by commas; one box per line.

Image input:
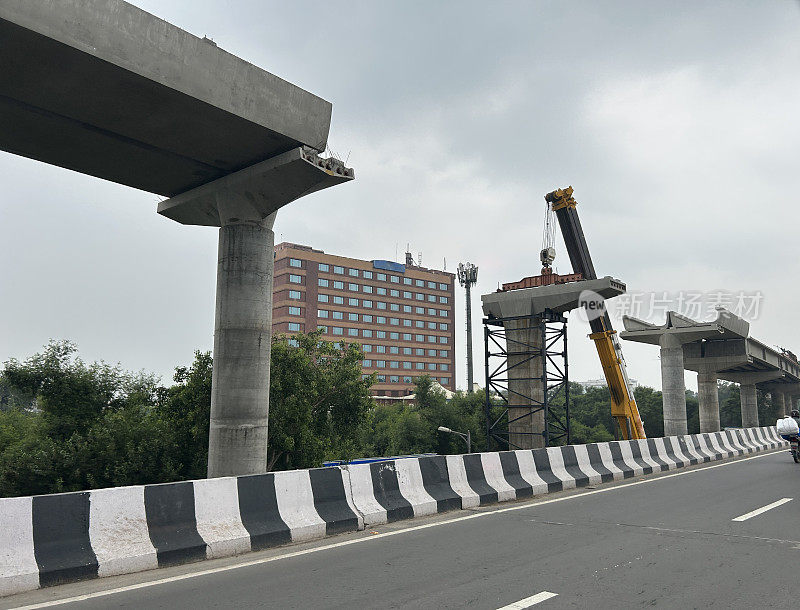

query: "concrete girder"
left=0, top=0, right=332, bottom=196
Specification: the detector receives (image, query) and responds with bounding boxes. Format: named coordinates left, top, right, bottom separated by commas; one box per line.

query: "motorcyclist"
left=792, top=409, right=800, bottom=427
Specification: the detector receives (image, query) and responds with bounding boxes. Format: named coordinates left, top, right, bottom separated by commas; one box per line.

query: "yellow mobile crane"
left=544, top=187, right=646, bottom=440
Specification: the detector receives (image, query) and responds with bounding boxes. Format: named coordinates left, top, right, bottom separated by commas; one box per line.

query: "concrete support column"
left=740, top=383, right=759, bottom=428
left=772, top=391, right=786, bottom=418
left=660, top=334, right=688, bottom=436
left=504, top=318, right=545, bottom=449
left=207, top=212, right=277, bottom=478
left=697, top=370, right=720, bottom=433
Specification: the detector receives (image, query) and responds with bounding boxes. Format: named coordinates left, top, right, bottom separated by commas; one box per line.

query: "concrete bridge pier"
left=697, top=369, right=720, bottom=433
left=504, top=319, right=545, bottom=449
left=721, top=371, right=783, bottom=429
left=660, top=334, right=689, bottom=436
left=772, top=390, right=786, bottom=418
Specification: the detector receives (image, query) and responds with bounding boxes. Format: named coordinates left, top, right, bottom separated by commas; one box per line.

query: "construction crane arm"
left=545, top=187, right=646, bottom=440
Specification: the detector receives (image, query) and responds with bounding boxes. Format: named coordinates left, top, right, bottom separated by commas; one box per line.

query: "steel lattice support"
left=484, top=310, right=570, bottom=450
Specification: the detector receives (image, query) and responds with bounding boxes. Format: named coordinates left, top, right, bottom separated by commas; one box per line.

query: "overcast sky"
left=2, top=1, right=799, bottom=392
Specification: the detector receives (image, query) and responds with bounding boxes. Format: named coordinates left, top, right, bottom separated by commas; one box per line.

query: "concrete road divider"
left=0, top=426, right=785, bottom=598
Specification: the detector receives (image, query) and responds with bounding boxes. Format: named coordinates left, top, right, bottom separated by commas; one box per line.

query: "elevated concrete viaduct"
left=0, top=0, right=354, bottom=477
left=621, top=309, right=800, bottom=433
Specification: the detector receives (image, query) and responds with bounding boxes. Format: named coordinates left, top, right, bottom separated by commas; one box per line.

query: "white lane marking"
left=732, top=498, right=792, bottom=522
left=11, top=449, right=781, bottom=610
left=497, top=591, right=558, bottom=609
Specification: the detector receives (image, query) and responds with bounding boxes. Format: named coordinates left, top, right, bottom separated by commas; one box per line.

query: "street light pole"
left=437, top=426, right=472, bottom=454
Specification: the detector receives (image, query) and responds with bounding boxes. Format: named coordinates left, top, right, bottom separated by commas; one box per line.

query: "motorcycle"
left=791, top=437, right=800, bottom=464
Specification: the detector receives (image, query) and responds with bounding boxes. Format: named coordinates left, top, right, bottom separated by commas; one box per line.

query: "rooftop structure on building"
left=272, top=243, right=456, bottom=398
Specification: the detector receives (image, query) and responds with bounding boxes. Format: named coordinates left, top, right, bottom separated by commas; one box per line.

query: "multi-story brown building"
left=272, top=242, right=456, bottom=397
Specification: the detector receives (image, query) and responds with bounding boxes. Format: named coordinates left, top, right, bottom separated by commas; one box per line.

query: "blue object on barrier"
left=322, top=454, right=437, bottom=467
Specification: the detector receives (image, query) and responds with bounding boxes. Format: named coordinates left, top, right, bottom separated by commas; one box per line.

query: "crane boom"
left=545, top=187, right=646, bottom=440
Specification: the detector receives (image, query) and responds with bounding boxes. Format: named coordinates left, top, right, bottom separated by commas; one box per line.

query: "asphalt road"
left=5, top=448, right=799, bottom=609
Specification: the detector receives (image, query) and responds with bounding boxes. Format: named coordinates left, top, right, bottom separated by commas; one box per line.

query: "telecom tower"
left=457, top=262, right=478, bottom=392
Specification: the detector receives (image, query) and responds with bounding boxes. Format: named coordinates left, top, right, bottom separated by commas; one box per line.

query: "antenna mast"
left=457, top=262, right=479, bottom=393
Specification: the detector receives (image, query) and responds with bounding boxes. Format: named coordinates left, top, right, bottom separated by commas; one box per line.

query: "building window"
left=289, top=306, right=301, bottom=316
left=415, top=334, right=424, bottom=342
left=403, top=319, right=412, bottom=327
left=416, top=307, right=425, bottom=314
left=362, top=374, right=370, bottom=380
left=376, top=360, right=386, bottom=368
left=390, top=303, right=400, bottom=312
left=428, top=349, right=437, bottom=357
left=349, top=268, right=359, bottom=277
left=415, top=320, right=424, bottom=328
left=439, top=336, right=448, bottom=344
left=333, top=296, right=344, bottom=305
left=318, top=294, right=329, bottom=303
left=415, top=293, right=424, bottom=301
left=289, top=290, right=302, bottom=299
left=319, top=263, right=329, bottom=272
left=376, top=316, right=386, bottom=324
left=390, top=375, right=400, bottom=383
left=403, top=376, right=413, bottom=383
left=440, top=364, right=449, bottom=371
left=318, top=325, right=328, bottom=333
left=288, top=338, right=299, bottom=347
left=377, top=287, right=387, bottom=296
left=334, top=265, right=344, bottom=274
left=363, top=314, right=373, bottom=323
left=439, top=309, right=447, bottom=317
left=363, top=300, right=373, bottom=308
left=333, top=281, right=344, bottom=289
left=401, top=361, right=412, bottom=370
left=332, top=311, right=343, bottom=320
left=415, top=348, right=425, bottom=356
left=416, top=279, right=425, bottom=287
left=390, top=346, right=400, bottom=355
left=377, top=302, right=387, bottom=310
left=427, top=322, right=436, bottom=329
left=440, top=377, right=449, bottom=385
left=363, top=330, right=373, bottom=339
left=389, top=289, right=399, bottom=298
left=363, top=270, right=373, bottom=279
left=403, top=347, right=412, bottom=355
left=390, top=318, right=399, bottom=326
left=349, top=283, right=359, bottom=292
left=377, top=330, right=386, bottom=338
left=390, top=275, right=399, bottom=283
left=439, top=323, right=448, bottom=330
left=363, top=344, right=372, bottom=352
left=403, top=305, right=412, bottom=314
left=428, top=363, right=437, bottom=371
left=318, top=278, right=329, bottom=287
left=376, top=345, right=386, bottom=354
left=403, top=291, right=412, bottom=299
left=363, top=359, right=372, bottom=367
left=440, top=296, right=449, bottom=304
left=439, top=283, right=447, bottom=290
left=390, top=332, right=400, bottom=340
left=403, top=277, right=412, bottom=285
left=332, top=327, right=343, bottom=335
left=377, top=375, right=386, bottom=383
left=439, top=350, right=448, bottom=357
left=348, top=313, right=358, bottom=321
left=289, top=258, right=302, bottom=268
left=349, top=298, right=359, bottom=306
left=402, top=333, right=412, bottom=341
left=377, top=273, right=387, bottom=281
left=427, top=281, right=436, bottom=289
left=390, top=361, right=400, bottom=369
left=428, top=336, right=436, bottom=343
left=289, top=274, right=302, bottom=284
left=428, top=295, right=436, bottom=303
left=288, top=322, right=301, bottom=332
left=362, top=285, right=373, bottom=294
left=348, top=328, right=359, bottom=337
left=415, top=362, right=425, bottom=370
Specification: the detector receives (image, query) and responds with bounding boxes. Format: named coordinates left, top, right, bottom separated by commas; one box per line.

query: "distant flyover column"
left=697, top=369, right=720, bottom=433
left=720, top=372, right=784, bottom=429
